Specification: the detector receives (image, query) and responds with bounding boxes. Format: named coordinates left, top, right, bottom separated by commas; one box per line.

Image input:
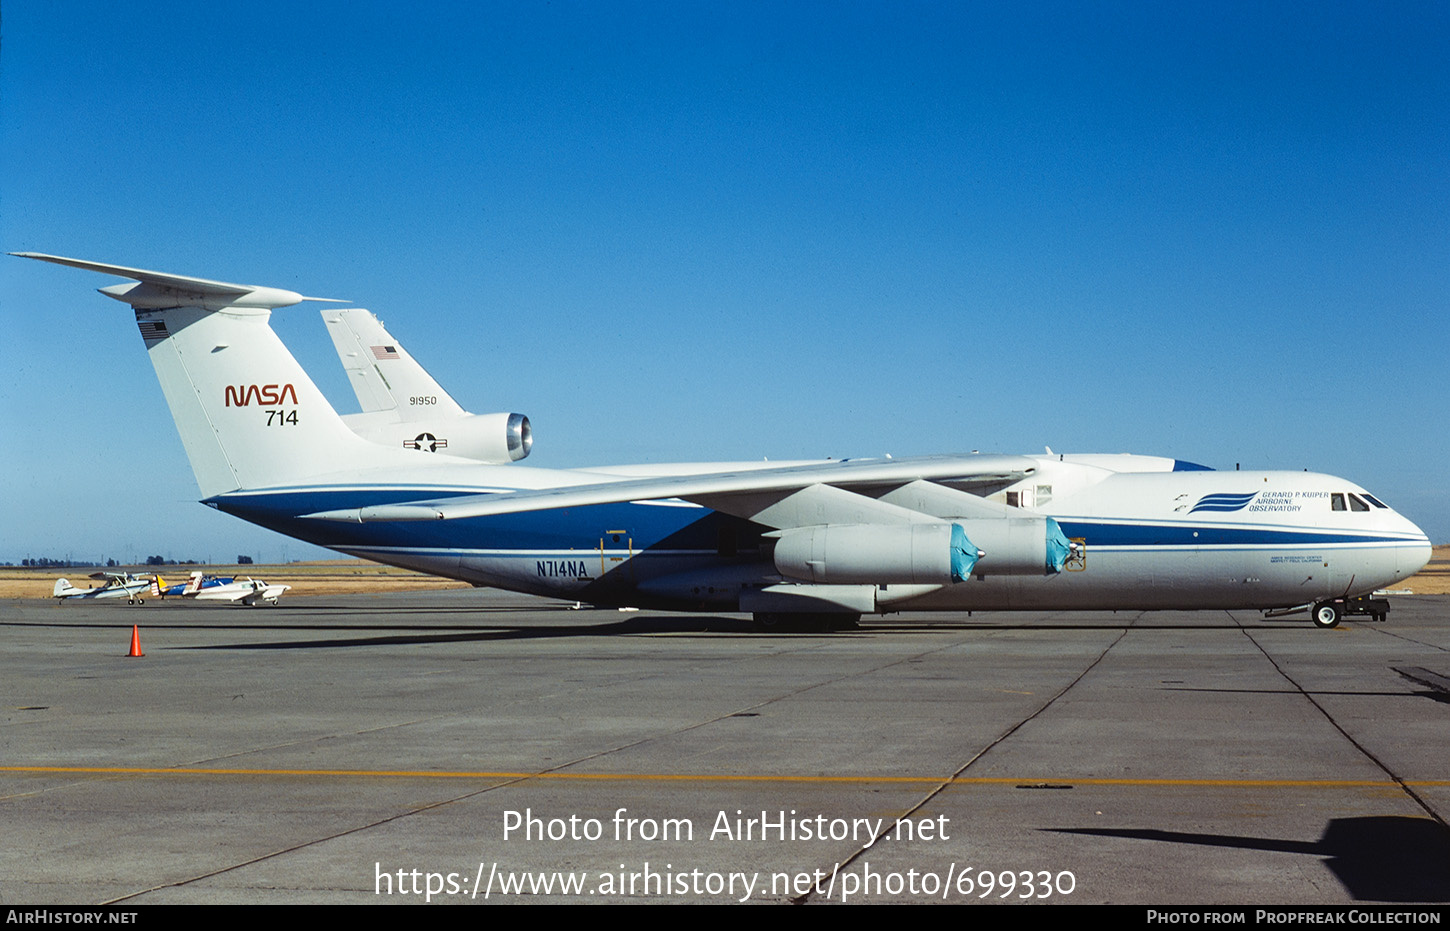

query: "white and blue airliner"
left=17, top=253, right=1431, bottom=629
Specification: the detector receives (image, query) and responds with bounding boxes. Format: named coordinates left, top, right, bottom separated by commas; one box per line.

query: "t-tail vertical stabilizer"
left=12, top=253, right=441, bottom=498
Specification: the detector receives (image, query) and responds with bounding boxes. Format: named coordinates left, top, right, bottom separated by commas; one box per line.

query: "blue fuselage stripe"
left=210, top=489, right=1409, bottom=554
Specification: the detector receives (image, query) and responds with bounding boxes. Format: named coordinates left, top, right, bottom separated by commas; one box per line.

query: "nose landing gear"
left=1311, top=595, right=1390, bottom=628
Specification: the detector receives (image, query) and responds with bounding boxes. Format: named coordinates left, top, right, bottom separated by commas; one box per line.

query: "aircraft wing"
left=303, top=454, right=1037, bottom=529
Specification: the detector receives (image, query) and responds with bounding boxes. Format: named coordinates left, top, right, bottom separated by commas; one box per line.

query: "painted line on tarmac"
left=3, top=765, right=1448, bottom=787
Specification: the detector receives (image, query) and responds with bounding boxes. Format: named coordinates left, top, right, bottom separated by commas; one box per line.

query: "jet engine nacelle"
left=956, top=516, right=1071, bottom=576
left=772, top=522, right=979, bottom=585
left=345, top=411, right=532, bottom=463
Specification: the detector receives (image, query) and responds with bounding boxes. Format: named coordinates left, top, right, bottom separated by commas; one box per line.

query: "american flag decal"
left=371, top=345, right=399, bottom=360
left=136, top=319, right=170, bottom=347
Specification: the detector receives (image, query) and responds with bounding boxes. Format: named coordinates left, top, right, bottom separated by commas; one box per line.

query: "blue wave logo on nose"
left=1188, top=492, right=1259, bottom=514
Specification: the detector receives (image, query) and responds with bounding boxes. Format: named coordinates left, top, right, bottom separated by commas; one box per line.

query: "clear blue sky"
left=3, top=0, right=1447, bottom=563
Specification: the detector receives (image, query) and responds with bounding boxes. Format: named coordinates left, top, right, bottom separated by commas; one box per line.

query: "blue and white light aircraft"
left=153, top=571, right=290, bottom=605
left=17, top=253, right=1431, bottom=629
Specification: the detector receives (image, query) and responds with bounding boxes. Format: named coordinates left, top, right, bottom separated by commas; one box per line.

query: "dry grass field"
left=6, top=548, right=1448, bottom=599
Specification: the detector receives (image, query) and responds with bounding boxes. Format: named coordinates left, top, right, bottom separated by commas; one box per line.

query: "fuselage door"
left=599, top=529, right=634, bottom=582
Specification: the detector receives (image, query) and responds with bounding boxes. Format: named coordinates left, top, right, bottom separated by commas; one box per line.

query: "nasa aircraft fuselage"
left=212, top=457, right=1425, bottom=616
left=17, top=252, right=1431, bottom=628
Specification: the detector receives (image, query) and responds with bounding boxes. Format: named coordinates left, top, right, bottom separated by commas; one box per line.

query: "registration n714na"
left=16, top=252, right=1431, bottom=629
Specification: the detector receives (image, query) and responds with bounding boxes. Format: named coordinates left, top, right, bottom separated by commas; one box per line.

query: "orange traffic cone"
left=127, top=625, right=144, bottom=658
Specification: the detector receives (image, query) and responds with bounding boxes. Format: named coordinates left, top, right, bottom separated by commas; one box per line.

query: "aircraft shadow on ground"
left=1052, top=816, right=1450, bottom=902
left=177, top=614, right=793, bottom=648
left=44, top=613, right=1356, bottom=649
left=173, top=613, right=1261, bottom=648
left=1160, top=686, right=1450, bottom=706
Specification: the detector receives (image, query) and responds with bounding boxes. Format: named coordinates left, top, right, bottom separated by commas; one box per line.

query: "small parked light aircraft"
left=53, top=572, right=151, bottom=603
left=151, top=573, right=235, bottom=598
left=17, top=252, right=1432, bottom=629
left=152, top=572, right=288, bottom=605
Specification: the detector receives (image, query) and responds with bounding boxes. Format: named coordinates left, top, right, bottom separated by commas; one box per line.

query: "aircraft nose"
left=1397, top=518, right=1433, bottom=581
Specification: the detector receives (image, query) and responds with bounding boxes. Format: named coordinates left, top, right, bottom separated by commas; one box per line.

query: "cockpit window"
left=1331, top=493, right=1346, bottom=511
left=1361, top=493, right=1388, bottom=508
left=1347, top=493, right=1370, bottom=512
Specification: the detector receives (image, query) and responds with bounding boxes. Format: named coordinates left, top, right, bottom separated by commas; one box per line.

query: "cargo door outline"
left=599, top=529, right=635, bottom=583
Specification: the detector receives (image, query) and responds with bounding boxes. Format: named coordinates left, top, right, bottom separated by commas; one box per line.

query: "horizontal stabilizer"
left=11, top=253, right=346, bottom=311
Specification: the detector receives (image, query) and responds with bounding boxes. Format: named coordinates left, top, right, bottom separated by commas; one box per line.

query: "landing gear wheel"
left=1312, top=602, right=1342, bottom=629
